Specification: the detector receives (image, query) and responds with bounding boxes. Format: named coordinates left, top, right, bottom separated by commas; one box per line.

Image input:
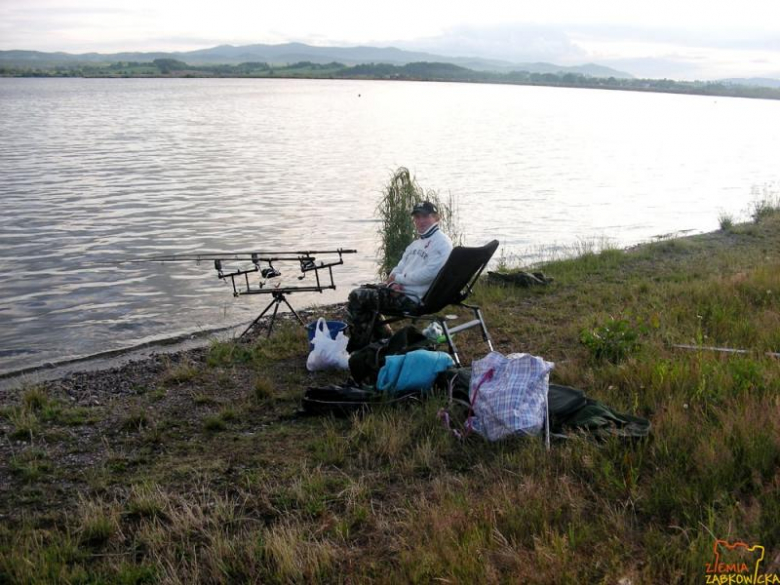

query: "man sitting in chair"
left=346, top=201, right=453, bottom=352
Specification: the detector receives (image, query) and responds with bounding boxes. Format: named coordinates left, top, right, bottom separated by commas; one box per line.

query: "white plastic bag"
left=306, top=318, right=350, bottom=371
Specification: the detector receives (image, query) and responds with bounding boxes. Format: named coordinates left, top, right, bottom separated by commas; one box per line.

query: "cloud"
left=568, top=26, right=780, bottom=79
left=394, top=22, right=780, bottom=79
left=0, top=2, right=145, bottom=51
left=397, top=24, right=588, bottom=63
left=569, top=24, right=780, bottom=52
left=1, top=2, right=778, bottom=79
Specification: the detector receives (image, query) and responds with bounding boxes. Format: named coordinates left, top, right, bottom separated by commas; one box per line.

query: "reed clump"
left=376, top=166, right=460, bottom=277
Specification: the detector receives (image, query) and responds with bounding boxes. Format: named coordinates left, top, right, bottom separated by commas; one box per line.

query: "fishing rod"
left=212, top=249, right=355, bottom=297
left=100, top=249, right=358, bottom=265
left=207, top=248, right=357, bottom=338
left=99, top=248, right=358, bottom=338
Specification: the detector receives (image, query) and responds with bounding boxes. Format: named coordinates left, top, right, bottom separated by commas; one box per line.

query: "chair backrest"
left=419, top=239, right=499, bottom=314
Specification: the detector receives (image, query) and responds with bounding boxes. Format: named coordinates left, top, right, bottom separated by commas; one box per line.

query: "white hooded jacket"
left=390, top=224, right=453, bottom=302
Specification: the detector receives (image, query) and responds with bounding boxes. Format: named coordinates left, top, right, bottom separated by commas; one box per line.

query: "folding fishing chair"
left=370, top=239, right=499, bottom=366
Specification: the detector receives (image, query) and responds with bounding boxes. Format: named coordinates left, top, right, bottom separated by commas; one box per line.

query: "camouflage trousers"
left=346, top=285, right=419, bottom=352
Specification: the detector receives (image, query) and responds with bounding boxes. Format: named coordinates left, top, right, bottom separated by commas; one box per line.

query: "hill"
left=0, top=42, right=633, bottom=79
left=5, top=48, right=780, bottom=101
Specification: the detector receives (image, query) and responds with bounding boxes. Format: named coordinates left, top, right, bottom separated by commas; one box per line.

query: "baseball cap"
left=411, top=201, right=438, bottom=216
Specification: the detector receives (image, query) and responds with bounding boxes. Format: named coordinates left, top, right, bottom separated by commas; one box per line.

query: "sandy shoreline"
left=0, top=303, right=346, bottom=393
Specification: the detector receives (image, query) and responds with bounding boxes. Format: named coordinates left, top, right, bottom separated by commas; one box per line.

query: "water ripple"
left=1, top=78, right=779, bottom=374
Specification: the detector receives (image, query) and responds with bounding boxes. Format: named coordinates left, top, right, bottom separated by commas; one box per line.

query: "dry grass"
left=1, top=212, right=780, bottom=582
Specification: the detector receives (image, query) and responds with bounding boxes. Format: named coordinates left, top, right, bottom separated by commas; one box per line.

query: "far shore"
left=4, top=60, right=780, bottom=102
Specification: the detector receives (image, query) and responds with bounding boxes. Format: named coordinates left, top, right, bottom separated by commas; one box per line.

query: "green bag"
left=548, top=384, right=651, bottom=439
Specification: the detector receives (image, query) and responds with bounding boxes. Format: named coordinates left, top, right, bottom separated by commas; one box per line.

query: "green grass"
left=1, top=215, right=780, bottom=582
left=207, top=326, right=309, bottom=370
left=9, top=448, right=51, bottom=482
left=77, top=496, right=120, bottom=546
left=203, top=414, right=227, bottom=432
left=125, top=482, right=168, bottom=520
left=1, top=385, right=97, bottom=442
left=161, top=359, right=201, bottom=385
left=121, top=407, right=150, bottom=431
left=749, top=184, right=780, bottom=224
left=253, top=375, right=275, bottom=401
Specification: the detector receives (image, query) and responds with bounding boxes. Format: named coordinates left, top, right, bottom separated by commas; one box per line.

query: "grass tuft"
left=580, top=316, right=643, bottom=364
left=9, top=447, right=51, bottom=482
left=126, top=482, right=168, bottom=520
left=161, top=359, right=200, bottom=385
left=77, top=496, right=121, bottom=546
left=260, top=520, right=337, bottom=582
left=121, top=407, right=150, bottom=431
left=253, top=375, right=274, bottom=401
left=749, top=184, right=780, bottom=223
left=203, top=415, right=227, bottom=432
left=718, top=211, right=734, bottom=231
left=21, top=386, right=49, bottom=411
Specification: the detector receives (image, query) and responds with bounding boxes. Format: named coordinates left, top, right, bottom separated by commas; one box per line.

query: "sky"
left=1, top=0, right=779, bottom=80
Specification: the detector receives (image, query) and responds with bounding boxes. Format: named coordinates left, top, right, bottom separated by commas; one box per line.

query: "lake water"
left=1, top=77, right=779, bottom=376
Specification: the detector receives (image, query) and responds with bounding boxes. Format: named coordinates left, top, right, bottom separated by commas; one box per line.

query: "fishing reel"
left=249, top=255, right=281, bottom=286
left=261, top=265, right=281, bottom=279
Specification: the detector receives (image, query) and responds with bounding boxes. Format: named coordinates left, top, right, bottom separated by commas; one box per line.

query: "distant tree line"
left=2, top=59, right=779, bottom=101
left=338, top=62, right=780, bottom=100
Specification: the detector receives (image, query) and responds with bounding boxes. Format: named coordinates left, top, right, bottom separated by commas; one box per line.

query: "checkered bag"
left=468, top=351, right=554, bottom=441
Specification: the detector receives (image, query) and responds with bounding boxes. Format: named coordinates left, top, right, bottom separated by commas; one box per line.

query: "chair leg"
left=474, top=307, right=494, bottom=352
left=439, top=319, right=461, bottom=367
left=545, top=391, right=551, bottom=450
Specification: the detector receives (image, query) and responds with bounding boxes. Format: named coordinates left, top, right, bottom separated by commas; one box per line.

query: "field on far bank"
left=1, top=212, right=779, bottom=584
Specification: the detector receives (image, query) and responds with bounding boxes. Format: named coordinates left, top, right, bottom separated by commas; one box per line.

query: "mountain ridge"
left=0, top=42, right=634, bottom=79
